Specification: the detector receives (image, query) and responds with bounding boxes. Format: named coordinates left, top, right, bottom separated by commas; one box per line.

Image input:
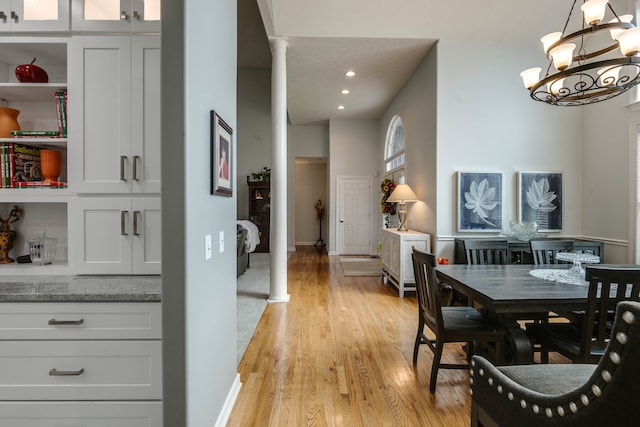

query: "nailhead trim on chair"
left=469, top=309, right=637, bottom=419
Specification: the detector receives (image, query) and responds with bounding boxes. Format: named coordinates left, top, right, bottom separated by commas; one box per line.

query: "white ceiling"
left=238, top=0, right=435, bottom=126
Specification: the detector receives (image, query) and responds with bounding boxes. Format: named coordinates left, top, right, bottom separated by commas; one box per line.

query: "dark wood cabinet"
left=248, top=180, right=270, bottom=253
left=453, top=237, right=604, bottom=264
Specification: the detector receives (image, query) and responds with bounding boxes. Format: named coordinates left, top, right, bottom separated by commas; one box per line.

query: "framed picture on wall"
left=211, top=110, right=233, bottom=196
left=457, top=171, right=503, bottom=232
left=518, top=171, right=563, bottom=232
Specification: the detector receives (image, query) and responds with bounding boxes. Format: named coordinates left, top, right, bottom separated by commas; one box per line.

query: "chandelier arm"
left=529, top=57, right=640, bottom=106
left=560, top=0, right=580, bottom=36
left=607, top=3, right=622, bottom=23
left=546, top=22, right=634, bottom=59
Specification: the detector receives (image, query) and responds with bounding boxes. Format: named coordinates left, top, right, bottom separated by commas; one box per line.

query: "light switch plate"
left=205, top=234, right=212, bottom=260
left=219, top=231, right=224, bottom=253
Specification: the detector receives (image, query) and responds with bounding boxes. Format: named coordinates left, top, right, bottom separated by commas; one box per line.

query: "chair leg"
left=413, top=319, right=424, bottom=364
left=541, top=349, right=549, bottom=364
left=429, top=339, right=444, bottom=393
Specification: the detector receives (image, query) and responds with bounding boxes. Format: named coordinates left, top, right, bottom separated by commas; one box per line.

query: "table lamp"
left=386, top=184, right=418, bottom=231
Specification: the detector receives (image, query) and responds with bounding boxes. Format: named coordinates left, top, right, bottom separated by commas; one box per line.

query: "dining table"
left=435, top=263, right=592, bottom=365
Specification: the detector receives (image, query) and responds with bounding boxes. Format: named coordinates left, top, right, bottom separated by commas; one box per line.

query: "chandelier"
left=520, top=0, right=640, bottom=106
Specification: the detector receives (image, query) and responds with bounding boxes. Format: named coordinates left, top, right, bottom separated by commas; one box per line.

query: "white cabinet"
left=69, top=36, right=160, bottom=194
left=0, top=301, right=162, bottom=425
left=0, top=0, right=69, bottom=32
left=70, top=197, right=161, bottom=274
left=380, top=228, right=430, bottom=297
left=72, top=0, right=160, bottom=32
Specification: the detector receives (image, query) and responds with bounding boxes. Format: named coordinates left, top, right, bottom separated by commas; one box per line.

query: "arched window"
left=384, top=115, right=406, bottom=184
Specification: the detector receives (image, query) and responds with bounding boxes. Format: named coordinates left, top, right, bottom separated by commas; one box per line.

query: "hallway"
left=228, top=246, right=471, bottom=426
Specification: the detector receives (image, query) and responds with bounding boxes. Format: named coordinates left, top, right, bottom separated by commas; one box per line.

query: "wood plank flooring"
left=228, top=246, right=473, bottom=426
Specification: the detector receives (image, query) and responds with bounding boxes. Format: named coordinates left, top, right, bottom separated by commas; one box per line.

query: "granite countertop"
left=0, top=276, right=161, bottom=302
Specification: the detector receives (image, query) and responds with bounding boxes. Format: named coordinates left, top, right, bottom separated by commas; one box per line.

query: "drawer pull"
left=49, top=368, right=85, bottom=376
left=48, top=318, right=84, bottom=326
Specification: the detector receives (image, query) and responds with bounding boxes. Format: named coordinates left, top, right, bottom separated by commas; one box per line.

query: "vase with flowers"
left=251, top=166, right=271, bottom=182
left=380, top=178, right=397, bottom=228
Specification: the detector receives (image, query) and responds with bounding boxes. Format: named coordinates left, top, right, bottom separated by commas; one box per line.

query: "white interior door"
left=337, top=177, right=371, bottom=255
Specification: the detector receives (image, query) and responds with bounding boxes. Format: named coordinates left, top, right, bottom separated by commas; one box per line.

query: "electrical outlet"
left=219, top=231, right=224, bottom=253
left=205, top=235, right=212, bottom=260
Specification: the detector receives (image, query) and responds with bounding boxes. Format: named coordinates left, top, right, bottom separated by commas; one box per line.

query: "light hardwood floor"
left=228, top=246, right=473, bottom=426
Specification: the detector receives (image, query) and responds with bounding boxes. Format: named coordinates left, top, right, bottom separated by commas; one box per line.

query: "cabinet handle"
left=121, top=210, right=129, bottom=235
left=49, top=368, right=84, bottom=376
left=10, top=11, right=17, bottom=23
left=133, top=155, right=140, bottom=181
left=133, top=10, right=141, bottom=20
left=121, top=10, right=128, bottom=20
left=0, top=11, right=6, bottom=21
left=133, top=210, right=140, bottom=236
left=48, top=318, right=84, bottom=326
left=120, top=155, right=127, bottom=181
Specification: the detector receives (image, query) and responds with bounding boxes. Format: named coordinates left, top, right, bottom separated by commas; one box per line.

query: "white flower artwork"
left=518, top=172, right=563, bottom=231
left=457, top=172, right=502, bottom=232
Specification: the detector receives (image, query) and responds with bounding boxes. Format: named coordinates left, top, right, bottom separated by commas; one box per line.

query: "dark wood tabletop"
left=435, top=264, right=590, bottom=363
left=435, top=264, right=589, bottom=316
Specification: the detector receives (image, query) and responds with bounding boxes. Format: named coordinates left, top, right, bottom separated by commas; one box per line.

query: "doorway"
left=295, top=159, right=328, bottom=248
left=337, top=176, right=372, bottom=255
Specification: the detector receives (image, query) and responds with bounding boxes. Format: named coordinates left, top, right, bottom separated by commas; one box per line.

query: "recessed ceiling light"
left=345, top=70, right=355, bottom=77
left=337, top=105, right=345, bottom=110
left=341, top=89, right=350, bottom=95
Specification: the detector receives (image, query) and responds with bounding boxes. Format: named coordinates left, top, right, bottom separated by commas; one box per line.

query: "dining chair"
left=471, top=300, right=640, bottom=427
left=463, top=239, right=510, bottom=265
left=529, top=239, right=574, bottom=265
left=526, top=264, right=640, bottom=364
left=411, top=248, right=506, bottom=393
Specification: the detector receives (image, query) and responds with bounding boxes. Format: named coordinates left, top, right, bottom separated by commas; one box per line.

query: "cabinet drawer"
left=0, top=401, right=162, bottom=426
left=0, top=340, right=162, bottom=400
left=0, top=302, right=161, bottom=340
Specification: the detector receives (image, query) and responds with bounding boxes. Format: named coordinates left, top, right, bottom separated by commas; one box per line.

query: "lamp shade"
left=617, top=27, right=640, bottom=56
left=549, top=43, right=576, bottom=70
left=386, top=184, right=418, bottom=203
left=581, top=0, right=609, bottom=25
left=520, top=67, right=542, bottom=89
left=541, top=32, right=562, bottom=54
left=608, top=14, right=633, bottom=40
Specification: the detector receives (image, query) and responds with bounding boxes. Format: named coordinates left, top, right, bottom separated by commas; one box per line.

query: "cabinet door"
left=69, top=37, right=132, bottom=193
left=72, top=0, right=160, bottom=32
left=131, top=36, right=160, bottom=194
left=70, top=197, right=132, bottom=274
left=131, top=197, right=160, bottom=274
left=0, top=0, right=69, bottom=32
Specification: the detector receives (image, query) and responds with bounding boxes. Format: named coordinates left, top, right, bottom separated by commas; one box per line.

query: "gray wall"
left=328, top=118, right=379, bottom=255
left=237, top=67, right=272, bottom=220
left=162, top=0, right=239, bottom=425
left=378, top=44, right=438, bottom=253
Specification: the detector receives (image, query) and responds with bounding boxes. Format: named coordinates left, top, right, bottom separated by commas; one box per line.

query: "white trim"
left=214, top=373, right=242, bottom=427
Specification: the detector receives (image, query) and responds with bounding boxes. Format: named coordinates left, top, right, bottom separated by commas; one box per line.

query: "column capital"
left=269, top=37, right=288, bottom=55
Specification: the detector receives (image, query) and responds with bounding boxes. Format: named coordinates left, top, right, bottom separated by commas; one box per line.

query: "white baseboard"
left=214, top=373, right=242, bottom=427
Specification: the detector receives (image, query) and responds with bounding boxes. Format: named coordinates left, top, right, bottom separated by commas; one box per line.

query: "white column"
left=268, top=37, right=290, bottom=303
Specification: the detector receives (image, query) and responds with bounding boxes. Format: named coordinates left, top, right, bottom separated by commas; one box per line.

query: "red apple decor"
left=15, top=58, right=49, bottom=83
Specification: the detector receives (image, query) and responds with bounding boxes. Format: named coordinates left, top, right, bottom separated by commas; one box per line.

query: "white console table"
left=380, top=228, right=431, bottom=297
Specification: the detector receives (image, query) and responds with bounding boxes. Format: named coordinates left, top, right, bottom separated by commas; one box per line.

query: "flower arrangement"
left=380, top=178, right=397, bottom=227
left=315, top=199, right=325, bottom=219
left=251, top=166, right=271, bottom=182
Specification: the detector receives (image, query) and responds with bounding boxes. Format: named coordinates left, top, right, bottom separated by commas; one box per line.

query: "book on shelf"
left=9, top=142, right=42, bottom=188
left=13, top=181, right=66, bottom=188
left=55, top=90, right=68, bottom=138
left=9, top=130, right=62, bottom=138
